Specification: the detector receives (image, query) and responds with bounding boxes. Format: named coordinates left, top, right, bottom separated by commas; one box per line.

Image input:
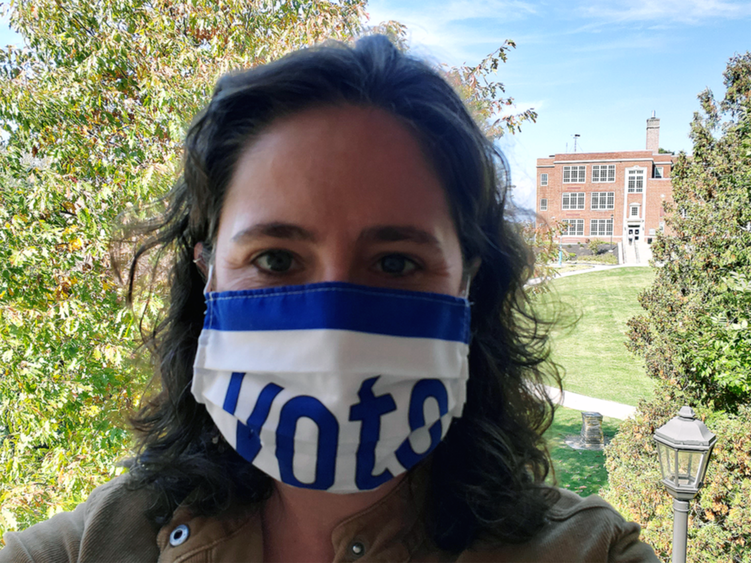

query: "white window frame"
left=562, top=165, right=586, bottom=184
left=562, top=219, right=584, bottom=237
left=592, top=164, right=615, bottom=183
left=540, top=173, right=548, bottom=186
left=630, top=203, right=641, bottom=218
left=654, top=166, right=664, bottom=179
left=562, top=192, right=585, bottom=210
left=540, top=198, right=548, bottom=211
left=627, top=169, right=645, bottom=193
left=590, top=219, right=613, bottom=237
left=591, top=192, right=615, bottom=210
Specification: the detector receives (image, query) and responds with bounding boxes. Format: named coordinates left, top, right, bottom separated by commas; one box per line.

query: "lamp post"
left=610, top=213, right=614, bottom=249
left=654, top=406, right=717, bottom=563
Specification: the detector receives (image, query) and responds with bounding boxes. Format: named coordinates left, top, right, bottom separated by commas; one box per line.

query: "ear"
left=466, top=257, right=482, bottom=280
left=194, top=242, right=208, bottom=277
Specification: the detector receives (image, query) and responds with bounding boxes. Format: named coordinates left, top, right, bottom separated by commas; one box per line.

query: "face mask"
left=192, top=281, right=470, bottom=493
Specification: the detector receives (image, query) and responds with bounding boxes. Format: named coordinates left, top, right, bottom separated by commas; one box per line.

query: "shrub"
left=576, top=254, right=618, bottom=264
left=588, top=238, right=605, bottom=255
left=602, top=382, right=751, bottom=563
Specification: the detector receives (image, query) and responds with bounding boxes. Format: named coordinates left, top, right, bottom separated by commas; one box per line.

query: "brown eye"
left=378, top=254, right=419, bottom=276
left=254, top=250, right=295, bottom=273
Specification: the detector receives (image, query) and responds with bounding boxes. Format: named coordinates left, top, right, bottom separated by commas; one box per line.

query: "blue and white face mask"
left=191, top=281, right=470, bottom=493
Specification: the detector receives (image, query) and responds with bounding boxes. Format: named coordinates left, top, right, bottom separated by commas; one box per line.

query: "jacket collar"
left=157, top=466, right=430, bottom=562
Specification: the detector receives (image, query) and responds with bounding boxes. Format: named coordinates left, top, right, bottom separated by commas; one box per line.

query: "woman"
left=1, top=35, right=657, bottom=562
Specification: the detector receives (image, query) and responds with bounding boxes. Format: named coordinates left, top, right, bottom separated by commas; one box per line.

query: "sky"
left=366, top=0, right=751, bottom=210
left=2, top=1, right=750, bottom=210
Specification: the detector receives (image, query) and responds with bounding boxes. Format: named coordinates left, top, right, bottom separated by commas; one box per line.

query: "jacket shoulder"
left=0, top=474, right=160, bottom=563
left=458, top=488, right=659, bottom=563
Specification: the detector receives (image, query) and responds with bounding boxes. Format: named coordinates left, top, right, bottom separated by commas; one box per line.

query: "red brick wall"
left=535, top=151, right=677, bottom=243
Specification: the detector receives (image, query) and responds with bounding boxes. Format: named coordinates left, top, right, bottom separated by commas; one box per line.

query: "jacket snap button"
left=350, top=541, right=365, bottom=558
left=169, top=524, right=190, bottom=547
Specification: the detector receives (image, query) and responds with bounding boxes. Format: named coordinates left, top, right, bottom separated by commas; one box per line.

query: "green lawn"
left=537, top=267, right=656, bottom=406
left=545, top=407, right=621, bottom=497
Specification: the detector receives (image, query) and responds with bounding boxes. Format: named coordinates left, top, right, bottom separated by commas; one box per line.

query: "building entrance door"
left=628, top=227, right=641, bottom=242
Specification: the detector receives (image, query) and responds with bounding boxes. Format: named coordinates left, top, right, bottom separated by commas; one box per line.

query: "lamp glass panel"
left=657, top=442, right=672, bottom=481
left=676, top=450, right=702, bottom=489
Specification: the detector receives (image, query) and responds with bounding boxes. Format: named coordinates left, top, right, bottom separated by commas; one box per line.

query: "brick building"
left=535, top=115, right=677, bottom=247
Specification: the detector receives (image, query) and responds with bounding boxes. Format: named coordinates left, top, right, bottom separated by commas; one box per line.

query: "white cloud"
left=577, top=0, right=751, bottom=25
left=366, top=0, right=539, bottom=64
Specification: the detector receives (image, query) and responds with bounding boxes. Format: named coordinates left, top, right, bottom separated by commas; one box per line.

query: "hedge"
left=601, top=382, right=751, bottom=563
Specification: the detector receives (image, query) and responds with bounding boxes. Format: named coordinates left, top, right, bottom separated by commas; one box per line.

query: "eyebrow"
left=231, top=222, right=318, bottom=244
left=230, top=222, right=441, bottom=248
left=357, top=225, right=441, bottom=247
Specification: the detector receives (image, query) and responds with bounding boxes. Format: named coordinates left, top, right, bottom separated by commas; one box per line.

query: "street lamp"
left=610, top=213, right=614, bottom=249
left=654, top=406, right=717, bottom=563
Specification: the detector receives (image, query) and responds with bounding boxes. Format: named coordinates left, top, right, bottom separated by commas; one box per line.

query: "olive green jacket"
left=1, top=475, right=659, bottom=562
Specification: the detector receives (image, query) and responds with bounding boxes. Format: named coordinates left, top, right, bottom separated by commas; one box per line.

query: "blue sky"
left=2, top=1, right=750, bottom=210
left=367, top=0, right=751, bottom=209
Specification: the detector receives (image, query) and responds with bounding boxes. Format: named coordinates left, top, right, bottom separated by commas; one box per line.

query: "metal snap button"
left=169, top=524, right=190, bottom=547
left=350, top=540, right=365, bottom=559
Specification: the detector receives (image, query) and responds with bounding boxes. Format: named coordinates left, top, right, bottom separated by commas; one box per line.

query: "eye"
left=253, top=250, right=296, bottom=274
left=376, top=254, right=420, bottom=276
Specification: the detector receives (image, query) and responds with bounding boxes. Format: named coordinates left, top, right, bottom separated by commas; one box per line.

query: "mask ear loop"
left=460, top=271, right=472, bottom=299
left=203, top=263, right=214, bottom=294
left=460, top=257, right=481, bottom=300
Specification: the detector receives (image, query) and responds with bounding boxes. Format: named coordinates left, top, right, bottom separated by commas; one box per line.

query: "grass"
left=545, top=407, right=621, bottom=497
left=536, top=267, right=656, bottom=406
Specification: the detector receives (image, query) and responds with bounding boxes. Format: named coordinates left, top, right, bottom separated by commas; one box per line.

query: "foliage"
left=602, top=382, right=751, bottom=563
left=575, top=254, right=618, bottom=264
left=627, top=52, right=751, bottom=412
left=0, top=0, right=538, bottom=539
left=519, top=220, right=563, bottom=293
left=0, top=0, right=373, bottom=539
left=442, top=39, right=537, bottom=139
left=587, top=238, right=605, bottom=255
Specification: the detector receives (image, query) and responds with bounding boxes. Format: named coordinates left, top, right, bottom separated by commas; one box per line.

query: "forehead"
left=219, top=104, right=457, bottom=241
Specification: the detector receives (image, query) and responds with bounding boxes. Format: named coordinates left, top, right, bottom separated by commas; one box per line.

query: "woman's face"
left=212, top=104, right=465, bottom=296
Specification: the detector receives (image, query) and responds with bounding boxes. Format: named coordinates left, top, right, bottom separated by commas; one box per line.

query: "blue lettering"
left=235, top=382, right=284, bottom=463
left=277, top=396, right=339, bottom=490
left=395, top=379, right=448, bottom=470
left=349, top=376, right=397, bottom=490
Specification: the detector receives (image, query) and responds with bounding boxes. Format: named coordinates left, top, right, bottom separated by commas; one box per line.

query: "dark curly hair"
left=122, top=34, right=562, bottom=552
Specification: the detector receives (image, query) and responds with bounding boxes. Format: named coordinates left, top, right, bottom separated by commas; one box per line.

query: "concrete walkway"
left=527, top=263, right=643, bottom=286
left=545, top=385, right=636, bottom=420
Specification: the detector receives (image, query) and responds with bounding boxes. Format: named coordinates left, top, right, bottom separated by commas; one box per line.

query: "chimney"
left=646, top=111, right=660, bottom=153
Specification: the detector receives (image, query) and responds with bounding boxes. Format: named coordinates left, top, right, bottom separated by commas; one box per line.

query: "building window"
left=592, top=164, right=615, bottom=183
left=590, top=219, right=613, bottom=237
left=630, top=204, right=640, bottom=217
left=654, top=166, right=664, bottom=179
left=591, top=192, right=615, bottom=210
left=540, top=198, right=548, bottom=211
left=562, top=165, right=586, bottom=183
left=562, top=192, right=585, bottom=210
left=627, top=169, right=645, bottom=193
left=540, top=173, right=548, bottom=186
left=562, top=219, right=584, bottom=236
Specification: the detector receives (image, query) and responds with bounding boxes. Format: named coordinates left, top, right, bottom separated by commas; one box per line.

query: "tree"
left=0, top=0, right=370, bottom=536
left=0, top=0, right=536, bottom=537
left=605, top=53, right=751, bottom=562
left=626, top=52, right=751, bottom=412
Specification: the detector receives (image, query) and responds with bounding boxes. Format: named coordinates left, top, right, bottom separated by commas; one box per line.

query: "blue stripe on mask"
left=204, top=281, right=470, bottom=343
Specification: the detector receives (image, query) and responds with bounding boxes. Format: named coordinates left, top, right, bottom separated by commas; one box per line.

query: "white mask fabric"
left=191, top=281, right=470, bottom=493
